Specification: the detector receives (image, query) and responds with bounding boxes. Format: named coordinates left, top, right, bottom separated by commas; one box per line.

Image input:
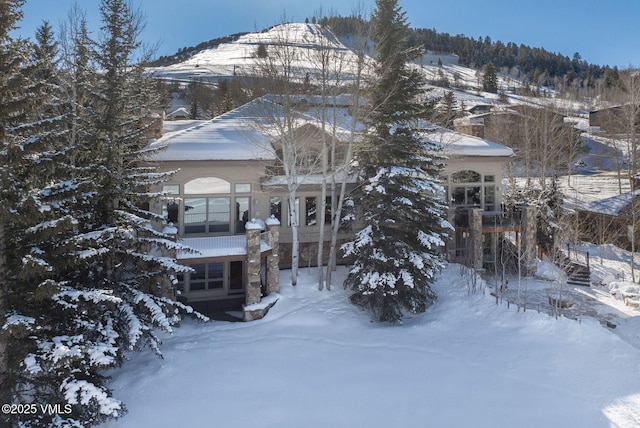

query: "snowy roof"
left=148, top=100, right=277, bottom=162
left=166, top=107, right=190, bottom=118
left=423, top=126, right=514, bottom=158
left=148, top=97, right=355, bottom=162
left=149, top=94, right=513, bottom=164
left=583, top=190, right=640, bottom=216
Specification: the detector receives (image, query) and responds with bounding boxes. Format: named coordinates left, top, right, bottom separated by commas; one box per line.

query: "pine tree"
left=482, top=61, right=498, bottom=93
left=0, top=0, right=32, bottom=411
left=2, top=2, right=204, bottom=426
left=342, top=0, right=451, bottom=322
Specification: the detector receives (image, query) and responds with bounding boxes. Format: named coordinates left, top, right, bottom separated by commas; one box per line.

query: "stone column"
left=245, top=220, right=262, bottom=306
left=265, top=215, right=280, bottom=294
left=470, top=208, right=483, bottom=271
left=521, top=206, right=537, bottom=276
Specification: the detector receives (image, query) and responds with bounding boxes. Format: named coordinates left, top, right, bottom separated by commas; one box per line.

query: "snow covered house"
left=576, top=190, right=640, bottom=251
left=589, top=104, right=640, bottom=134
left=431, top=127, right=536, bottom=273
left=147, top=96, right=358, bottom=318
left=147, top=96, right=522, bottom=317
left=166, top=107, right=190, bottom=120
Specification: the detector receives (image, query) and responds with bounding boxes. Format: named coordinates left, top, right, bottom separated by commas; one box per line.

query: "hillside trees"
left=1, top=1, right=201, bottom=426
left=343, top=0, right=451, bottom=322
left=603, top=71, right=640, bottom=191
left=597, top=71, right=640, bottom=280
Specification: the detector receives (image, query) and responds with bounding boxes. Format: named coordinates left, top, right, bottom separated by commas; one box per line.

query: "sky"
left=11, top=0, right=640, bottom=68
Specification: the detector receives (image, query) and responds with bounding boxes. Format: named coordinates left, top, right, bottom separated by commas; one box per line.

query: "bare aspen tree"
left=324, top=12, right=372, bottom=289
left=301, top=9, right=372, bottom=290
left=246, top=22, right=326, bottom=285
left=305, top=10, right=340, bottom=290
left=596, top=71, right=640, bottom=279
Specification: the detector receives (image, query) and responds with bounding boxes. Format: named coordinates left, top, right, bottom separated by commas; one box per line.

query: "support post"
left=265, top=215, right=280, bottom=294
left=470, top=208, right=483, bottom=271
left=446, top=207, right=457, bottom=262
left=244, top=220, right=262, bottom=307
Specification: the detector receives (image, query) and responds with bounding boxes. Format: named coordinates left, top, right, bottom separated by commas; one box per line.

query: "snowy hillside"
left=148, top=23, right=364, bottom=84
left=149, top=22, right=593, bottom=117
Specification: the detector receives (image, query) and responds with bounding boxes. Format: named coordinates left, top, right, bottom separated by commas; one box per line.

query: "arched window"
left=184, top=177, right=231, bottom=194
left=451, top=170, right=481, bottom=183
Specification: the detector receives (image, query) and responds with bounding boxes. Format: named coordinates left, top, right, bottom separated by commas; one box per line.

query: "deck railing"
left=453, top=208, right=522, bottom=229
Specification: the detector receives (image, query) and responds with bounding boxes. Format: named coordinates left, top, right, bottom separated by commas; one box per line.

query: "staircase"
left=561, top=258, right=591, bottom=287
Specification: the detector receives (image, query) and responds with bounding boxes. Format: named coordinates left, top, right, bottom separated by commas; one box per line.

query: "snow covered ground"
left=103, top=260, right=640, bottom=428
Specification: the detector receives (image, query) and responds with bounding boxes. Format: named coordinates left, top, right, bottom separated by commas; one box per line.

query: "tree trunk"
left=288, top=194, right=299, bottom=285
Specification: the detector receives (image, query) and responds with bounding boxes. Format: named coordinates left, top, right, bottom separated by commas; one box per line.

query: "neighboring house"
left=589, top=104, right=640, bottom=134
left=166, top=107, right=190, bottom=120
left=148, top=96, right=524, bottom=318
left=467, top=104, right=493, bottom=115
left=576, top=190, right=640, bottom=251
left=430, top=127, right=536, bottom=273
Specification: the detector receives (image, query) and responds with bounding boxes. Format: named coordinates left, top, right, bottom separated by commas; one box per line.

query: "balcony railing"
left=177, top=233, right=272, bottom=260
left=453, top=208, right=522, bottom=230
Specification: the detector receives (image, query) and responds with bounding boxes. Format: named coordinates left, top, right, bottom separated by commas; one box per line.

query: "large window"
left=182, top=261, right=245, bottom=296
left=304, top=196, right=331, bottom=226
left=447, top=170, right=496, bottom=211
left=185, top=177, right=231, bottom=194
left=270, top=197, right=282, bottom=222
left=305, top=197, right=317, bottom=226
left=189, top=262, right=224, bottom=291
left=235, top=197, right=250, bottom=234
left=180, top=177, right=250, bottom=235
left=162, top=184, right=180, bottom=227
left=184, top=197, right=231, bottom=234
left=324, top=196, right=332, bottom=225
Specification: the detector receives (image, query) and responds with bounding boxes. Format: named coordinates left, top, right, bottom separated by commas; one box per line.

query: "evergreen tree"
left=221, top=90, right=234, bottom=114
left=0, top=0, right=32, bottom=411
left=482, top=61, right=498, bottom=93
left=342, top=0, right=451, bottom=322
left=2, top=2, right=204, bottom=426
left=256, top=42, right=268, bottom=58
